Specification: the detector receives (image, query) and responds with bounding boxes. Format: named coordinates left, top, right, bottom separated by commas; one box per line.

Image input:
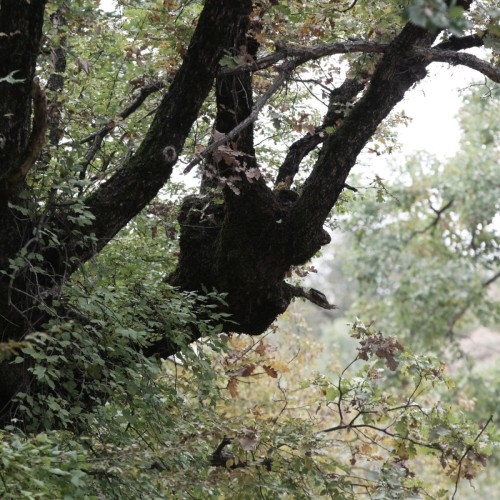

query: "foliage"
left=1, top=0, right=499, bottom=498
left=341, top=84, right=500, bottom=352
left=1, top=317, right=495, bottom=498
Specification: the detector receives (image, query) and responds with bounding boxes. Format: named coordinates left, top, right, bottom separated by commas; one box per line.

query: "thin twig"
left=406, top=198, right=454, bottom=243
left=451, top=415, right=493, bottom=500
left=183, top=62, right=295, bottom=174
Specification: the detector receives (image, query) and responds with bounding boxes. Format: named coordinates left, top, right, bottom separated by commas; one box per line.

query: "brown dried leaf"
left=255, top=341, right=266, bottom=357
left=357, top=333, right=404, bottom=371
left=235, top=364, right=256, bottom=377
left=263, top=365, right=278, bottom=378
left=227, top=378, right=239, bottom=398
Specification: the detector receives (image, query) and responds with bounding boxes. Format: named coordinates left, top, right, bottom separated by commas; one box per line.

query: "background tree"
left=341, top=83, right=499, bottom=352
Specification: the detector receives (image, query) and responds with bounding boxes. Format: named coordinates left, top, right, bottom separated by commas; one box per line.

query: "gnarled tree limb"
left=413, top=47, right=500, bottom=83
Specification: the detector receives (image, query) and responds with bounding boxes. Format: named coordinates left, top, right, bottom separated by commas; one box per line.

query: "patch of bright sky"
left=394, top=50, right=488, bottom=160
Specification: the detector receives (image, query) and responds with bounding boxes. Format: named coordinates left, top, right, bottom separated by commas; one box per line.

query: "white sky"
left=394, top=52, right=488, bottom=160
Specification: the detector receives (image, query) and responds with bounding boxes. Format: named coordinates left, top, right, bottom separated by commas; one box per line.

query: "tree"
left=0, top=0, right=498, bottom=429
left=340, top=83, right=499, bottom=352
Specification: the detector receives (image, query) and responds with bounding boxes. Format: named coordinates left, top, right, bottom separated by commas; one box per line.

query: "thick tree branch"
left=67, top=0, right=253, bottom=264
left=413, top=47, right=500, bottom=83
left=287, top=22, right=440, bottom=263
left=434, top=33, right=484, bottom=51
left=275, top=78, right=366, bottom=186
left=223, top=33, right=485, bottom=79
left=222, top=40, right=388, bottom=77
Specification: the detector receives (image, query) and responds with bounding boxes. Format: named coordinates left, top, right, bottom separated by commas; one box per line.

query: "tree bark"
left=0, top=0, right=254, bottom=422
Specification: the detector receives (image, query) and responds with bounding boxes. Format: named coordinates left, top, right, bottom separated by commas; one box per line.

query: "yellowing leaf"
left=267, top=360, right=290, bottom=373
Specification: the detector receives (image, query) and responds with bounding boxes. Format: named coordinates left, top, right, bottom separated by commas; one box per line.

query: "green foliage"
left=341, top=84, right=500, bottom=351
left=0, top=431, right=88, bottom=498
left=406, top=0, right=469, bottom=36
left=2, top=319, right=494, bottom=498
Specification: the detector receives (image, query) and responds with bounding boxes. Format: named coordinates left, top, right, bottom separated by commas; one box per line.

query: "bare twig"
left=319, top=422, right=444, bottom=453
left=74, top=79, right=168, bottom=180
left=406, top=198, right=454, bottom=243
left=451, top=415, right=493, bottom=500
left=336, top=0, right=359, bottom=13
left=79, top=79, right=168, bottom=146
left=482, top=270, right=500, bottom=288
left=183, top=62, right=295, bottom=174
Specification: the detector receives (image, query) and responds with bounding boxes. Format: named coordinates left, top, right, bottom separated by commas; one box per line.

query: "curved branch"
left=287, top=22, right=439, bottom=264
left=413, top=47, right=500, bottom=83
left=336, top=0, right=358, bottom=13
left=222, top=40, right=388, bottom=77
left=68, top=0, right=253, bottom=265
left=275, top=77, right=366, bottom=186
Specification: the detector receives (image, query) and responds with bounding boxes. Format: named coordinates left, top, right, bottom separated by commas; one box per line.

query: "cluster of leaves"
left=406, top=0, right=470, bottom=35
